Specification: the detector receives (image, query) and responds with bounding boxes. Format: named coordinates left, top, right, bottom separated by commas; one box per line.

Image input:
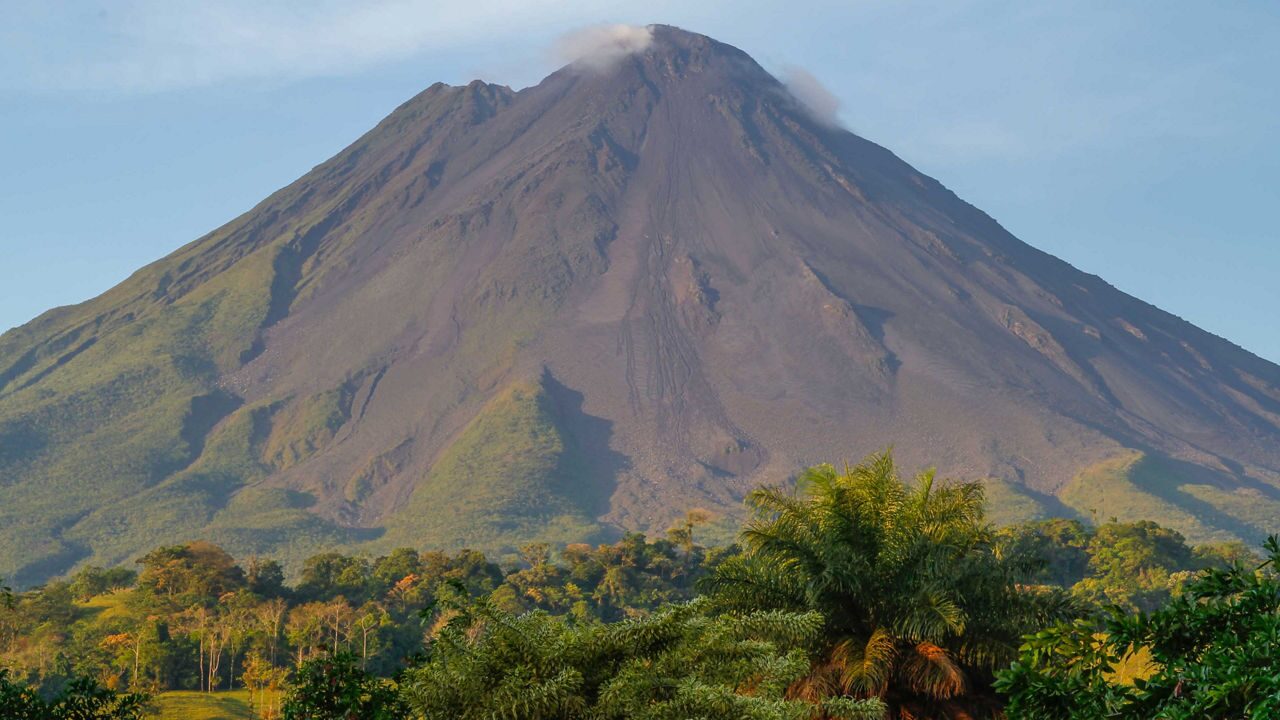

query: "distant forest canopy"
left=0, top=452, right=1274, bottom=718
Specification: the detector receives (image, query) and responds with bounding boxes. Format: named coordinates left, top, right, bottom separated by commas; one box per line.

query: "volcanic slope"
left=3, top=25, right=1280, bottom=585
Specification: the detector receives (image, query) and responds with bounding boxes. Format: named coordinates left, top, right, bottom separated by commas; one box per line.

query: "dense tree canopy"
left=996, top=536, right=1280, bottom=718
left=0, top=450, right=1273, bottom=718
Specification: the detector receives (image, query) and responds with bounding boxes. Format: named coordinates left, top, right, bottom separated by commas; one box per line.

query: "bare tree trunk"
left=208, top=647, right=218, bottom=692
left=207, top=631, right=223, bottom=692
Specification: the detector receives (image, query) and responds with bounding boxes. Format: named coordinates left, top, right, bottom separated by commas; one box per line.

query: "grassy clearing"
left=149, top=689, right=280, bottom=719
left=1178, top=483, right=1280, bottom=540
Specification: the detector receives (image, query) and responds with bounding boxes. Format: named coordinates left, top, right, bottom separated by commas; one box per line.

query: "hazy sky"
left=3, top=1, right=1278, bottom=362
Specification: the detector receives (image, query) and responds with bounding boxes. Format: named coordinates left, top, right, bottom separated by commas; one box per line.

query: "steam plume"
left=782, top=66, right=843, bottom=127
left=554, top=24, right=654, bottom=72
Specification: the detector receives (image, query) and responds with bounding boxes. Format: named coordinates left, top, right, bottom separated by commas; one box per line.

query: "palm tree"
left=705, top=451, right=1075, bottom=719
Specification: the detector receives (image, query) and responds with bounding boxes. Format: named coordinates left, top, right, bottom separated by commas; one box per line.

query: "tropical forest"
left=2, top=452, right=1276, bottom=719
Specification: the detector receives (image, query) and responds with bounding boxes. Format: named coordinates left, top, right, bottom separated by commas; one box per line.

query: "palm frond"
left=832, top=628, right=897, bottom=696
left=899, top=642, right=967, bottom=699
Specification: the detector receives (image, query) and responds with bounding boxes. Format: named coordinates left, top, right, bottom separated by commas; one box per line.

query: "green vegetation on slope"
left=55, top=381, right=368, bottom=577
left=0, top=258, right=275, bottom=584
left=0, top=106, right=427, bottom=586
left=981, top=477, right=1051, bottom=526
left=383, top=378, right=607, bottom=554
left=262, top=386, right=354, bottom=471
left=0, top=229, right=387, bottom=584
left=1059, top=450, right=1280, bottom=545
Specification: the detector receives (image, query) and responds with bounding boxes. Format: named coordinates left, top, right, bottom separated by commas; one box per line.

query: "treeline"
left=1, top=452, right=1275, bottom=718
left=0, top=528, right=720, bottom=698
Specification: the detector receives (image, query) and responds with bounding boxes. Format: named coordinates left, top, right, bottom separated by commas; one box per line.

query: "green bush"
left=282, top=651, right=406, bottom=720
left=0, top=669, right=149, bottom=720
left=996, top=536, right=1280, bottom=718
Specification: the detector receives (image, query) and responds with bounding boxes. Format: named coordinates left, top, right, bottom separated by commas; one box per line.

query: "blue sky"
left=3, top=1, right=1278, bottom=362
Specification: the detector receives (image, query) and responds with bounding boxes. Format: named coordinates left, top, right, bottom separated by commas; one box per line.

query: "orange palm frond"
left=900, top=642, right=966, bottom=699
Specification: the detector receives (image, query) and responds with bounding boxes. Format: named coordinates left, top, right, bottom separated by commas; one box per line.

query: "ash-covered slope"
left=3, top=25, right=1279, bottom=585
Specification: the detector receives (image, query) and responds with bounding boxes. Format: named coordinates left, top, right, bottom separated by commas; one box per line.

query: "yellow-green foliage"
left=1108, top=644, right=1158, bottom=686
left=80, top=590, right=134, bottom=622
left=383, top=379, right=604, bottom=553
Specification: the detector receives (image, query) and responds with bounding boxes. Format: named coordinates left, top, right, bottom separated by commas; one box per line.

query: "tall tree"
left=254, top=597, right=289, bottom=666
left=136, top=542, right=244, bottom=608
left=706, top=451, right=1075, bottom=719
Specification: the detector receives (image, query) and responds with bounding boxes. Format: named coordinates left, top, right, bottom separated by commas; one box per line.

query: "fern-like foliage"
left=401, top=594, right=886, bottom=720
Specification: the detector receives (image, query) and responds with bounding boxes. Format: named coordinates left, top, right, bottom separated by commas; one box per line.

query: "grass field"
left=149, top=690, right=280, bottom=719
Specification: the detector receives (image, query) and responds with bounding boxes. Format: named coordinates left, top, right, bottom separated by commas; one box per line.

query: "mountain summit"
left=3, top=25, right=1279, bottom=585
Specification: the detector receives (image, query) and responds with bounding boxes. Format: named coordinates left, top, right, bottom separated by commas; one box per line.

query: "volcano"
left=3, top=25, right=1279, bottom=585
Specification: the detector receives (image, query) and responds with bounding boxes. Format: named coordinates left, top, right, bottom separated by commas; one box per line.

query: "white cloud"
left=4, top=1, right=679, bottom=93
left=552, top=24, right=654, bottom=72
left=781, top=66, right=842, bottom=127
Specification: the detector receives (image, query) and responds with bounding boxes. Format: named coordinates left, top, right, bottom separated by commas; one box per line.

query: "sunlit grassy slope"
left=0, top=113, right=409, bottom=586
left=1059, top=451, right=1280, bottom=545
left=981, top=477, right=1052, bottom=527
left=0, top=226, right=281, bottom=584
left=149, top=690, right=279, bottom=720
left=381, top=378, right=608, bottom=555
